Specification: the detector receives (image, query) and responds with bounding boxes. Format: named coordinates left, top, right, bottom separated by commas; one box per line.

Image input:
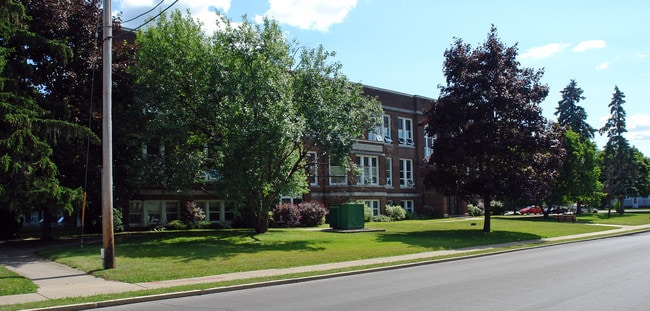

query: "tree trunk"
left=41, top=207, right=53, bottom=241
left=618, top=196, right=625, bottom=215
left=253, top=211, right=269, bottom=234
left=482, top=193, right=491, bottom=232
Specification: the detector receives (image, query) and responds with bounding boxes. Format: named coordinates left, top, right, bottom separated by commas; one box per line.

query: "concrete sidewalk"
left=2, top=223, right=650, bottom=307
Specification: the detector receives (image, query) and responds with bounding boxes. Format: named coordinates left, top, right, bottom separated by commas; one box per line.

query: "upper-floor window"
left=397, top=117, right=414, bottom=146
left=424, top=126, right=434, bottom=160
left=329, top=160, right=347, bottom=185
left=399, top=158, right=414, bottom=188
left=368, top=115, right=392, bottom=144
left=386, top=157, right=393, bottom=188
left=307, top=152, right=318, bottom=186
left=356, top=155, right=378, bottom=185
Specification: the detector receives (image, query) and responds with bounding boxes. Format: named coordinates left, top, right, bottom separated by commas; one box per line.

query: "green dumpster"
left=328, top=205, right=340, bottom=229
left=338, top=203, right=365, bottom=230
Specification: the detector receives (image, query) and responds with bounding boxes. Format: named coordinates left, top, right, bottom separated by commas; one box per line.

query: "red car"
left=519, top=206, right=543, bottom=215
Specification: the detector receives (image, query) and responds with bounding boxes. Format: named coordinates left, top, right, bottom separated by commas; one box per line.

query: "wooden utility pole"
left=101, top=0, right=115, bottom=269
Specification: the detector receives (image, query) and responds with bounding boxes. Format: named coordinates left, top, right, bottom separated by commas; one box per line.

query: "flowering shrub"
left=385, top=205, right=407, bottom=221
left=272, top=203, right=301, bottom=227
left=297, top=201, right=328, bottom=227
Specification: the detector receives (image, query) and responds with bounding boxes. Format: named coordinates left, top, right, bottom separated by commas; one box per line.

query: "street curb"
left=23, top=228, right=650, bottom=311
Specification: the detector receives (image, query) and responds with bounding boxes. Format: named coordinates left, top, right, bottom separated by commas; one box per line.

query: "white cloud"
left=573, top=40, right=606, bottom=52
left=628, top=114, right=650, bottom=152
left=255, top=0, right=357, bottom=32
left=519, top=43, right=570, bottom=60
left=636, top=53, right=648, bottom=59
left=117, top=0, right=231, bottom=33
left=595, top=62, right=610, bottom=70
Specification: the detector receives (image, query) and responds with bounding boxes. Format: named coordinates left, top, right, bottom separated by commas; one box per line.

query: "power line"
left=131, top=0, right=180, bottom=31
left=121, top=0, right=166, bottom=23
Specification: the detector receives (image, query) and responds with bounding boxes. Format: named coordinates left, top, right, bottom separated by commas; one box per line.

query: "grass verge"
left=0, top=266, right=37, bottom=296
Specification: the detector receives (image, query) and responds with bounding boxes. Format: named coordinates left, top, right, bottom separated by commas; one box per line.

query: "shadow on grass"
left=42, top=229, right=327, bottom=262
left=375, top=229, right=542, bottom=250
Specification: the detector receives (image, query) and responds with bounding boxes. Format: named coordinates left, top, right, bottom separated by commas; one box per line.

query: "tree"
left=131, top=11, right=382, bottom=233
left=555, top=79, right=595, bottom=140
left=551, top=80, right=601, bottom=214
left=599, top=86, right=636, bottom=215
left=423, top=26, right=562, bottom=232
left=0, top=0, right=97, bottom=239
left=548, top=130, right=602, bottom=213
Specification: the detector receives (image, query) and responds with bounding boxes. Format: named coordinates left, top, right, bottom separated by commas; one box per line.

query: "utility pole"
left=101, top=0, right=115, bottom=269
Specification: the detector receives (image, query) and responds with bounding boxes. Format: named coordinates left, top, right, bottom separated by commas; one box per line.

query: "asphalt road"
left=98, top=232, right=650, bottom=311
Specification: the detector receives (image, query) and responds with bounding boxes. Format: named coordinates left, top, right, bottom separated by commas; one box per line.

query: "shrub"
left=182, top=201, right=205, bottom=227
left=113, top=208, right=124, bottom=232
left=372, top=214, right=392, bottom=222
left=297, top=201, right=328, bottom=227
left=490, top=200, right=505, bottom=215
left=272, top=203, right=301, bottom=227
left=385, top=205, right=407, bottom=221
left=364, top=206, right=373, bottom=222
left=165, top=219, right=189, bottom=230
left=467, top=204, right=483, bottom=216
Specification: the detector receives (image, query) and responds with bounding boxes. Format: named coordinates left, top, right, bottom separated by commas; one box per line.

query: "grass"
left=0, top=266, right=37, bottom=296
left=2, top=213, right=648, bottom=310
left=36, top=217, right=615, bottom=283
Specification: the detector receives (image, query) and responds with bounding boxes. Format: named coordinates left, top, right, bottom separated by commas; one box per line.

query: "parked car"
left=547, top=207, right=568, bottom=214
left=519, top=206, right=543, bottom=215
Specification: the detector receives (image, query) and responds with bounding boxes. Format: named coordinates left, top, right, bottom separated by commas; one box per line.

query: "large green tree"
left=132, top=11, right=381, bottom=233
left=599, top=86, right=636, bottom=215
left=0, top=0, right=97, bottom=239
left=550, top=80, right=601, bottom=214
left=423, top=26, right=563, bottom=232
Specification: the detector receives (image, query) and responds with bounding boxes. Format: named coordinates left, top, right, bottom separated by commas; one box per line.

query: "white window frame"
left=142, top=200, right=179, bottom=225
left=386, top=157, right=393, bottom=188
left=329, top=159, right=348, bottom=185
left=195, top=200, right=235, bottom=223
left=424, top=126, right=434, bottom=160
left=397, top=117, right=414, bottom=146
left=382, top=115, right=392, bottom=143
left=307, top=152, right=318, bottom=186
left=401, top=200, right=414, bottom=214
left=364, top=200, right=381, bottom=217
left=357, top=155, right=379, bottom=185
left=128, top=201, right=143, bottom=227
left=399, top=158, right=414, bottom=188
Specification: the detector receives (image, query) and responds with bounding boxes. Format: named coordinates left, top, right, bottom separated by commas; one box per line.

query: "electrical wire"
left=131, top=0, right=180, bottom=31
left=121, top=0, right=166, bottom=24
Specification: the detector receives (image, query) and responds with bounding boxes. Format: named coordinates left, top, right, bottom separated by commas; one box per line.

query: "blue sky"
left=114, top=0, right=650, bottom=155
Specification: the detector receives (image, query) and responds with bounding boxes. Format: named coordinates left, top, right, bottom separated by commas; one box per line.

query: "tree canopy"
left=0, top=0, right=98, bottom=239
left=131, top=11, right=382, bottom=233
left=423, top=26, right=563, bottom=232
left=555, top=79, right=595, bottom=140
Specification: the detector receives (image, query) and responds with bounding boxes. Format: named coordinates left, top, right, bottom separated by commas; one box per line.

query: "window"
left=424, top=126, right=434, bottom=160
left=307, top=152, right=318, bottom=186
left=399, top=159, right=414, bottom=188
left=401, top=200, right=414, bottom=214
left=195, top=200, right=235, bottom=223
left=368, top=115, right=391, bottom=143
left=144, top=201, right=162, bottom=225
left=128, top=201, right=143, bottom=226
left=397, top=117, right=414, bottom=146
left=357, top=155, right=378, bottom=185
left=329, top=160, right=347, bottom=185
left=165, top=202, right=179, bottom=222
left=363, top=200, right=380, bottom=217
left=386, top=157, right=393, bottom=187
left=142, top=139, right=165, bottom=157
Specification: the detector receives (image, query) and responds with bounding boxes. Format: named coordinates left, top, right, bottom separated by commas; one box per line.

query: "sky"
left=113, top=0, right=650, bottom=155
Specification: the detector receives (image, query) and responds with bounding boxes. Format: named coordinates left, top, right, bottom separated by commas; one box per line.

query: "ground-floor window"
left=363, top=200, right=380, bottom=217
left=128, top=200, right=180, bottom=226
left=194, top=200, right=235, bottom=223
left=401, top=200, right=414, bottom=214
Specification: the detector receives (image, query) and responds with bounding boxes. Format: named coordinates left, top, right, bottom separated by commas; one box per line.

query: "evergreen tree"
left=599, top=86, right=636, bottom=215
left=555, top=79, right=595, bottom=140
left=0, top=0, right=96, bottom=239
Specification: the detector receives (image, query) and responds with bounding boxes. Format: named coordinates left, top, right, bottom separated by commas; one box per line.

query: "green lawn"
left=37, top=217, right=618, bottom=283
left=0, top=266, right=37, bottom=296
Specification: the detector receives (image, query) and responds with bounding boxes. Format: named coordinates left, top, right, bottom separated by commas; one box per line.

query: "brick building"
left=126, top=85, right=457, bottom=228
